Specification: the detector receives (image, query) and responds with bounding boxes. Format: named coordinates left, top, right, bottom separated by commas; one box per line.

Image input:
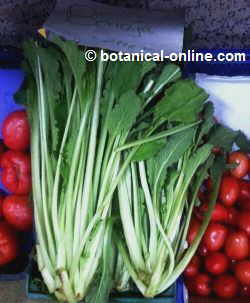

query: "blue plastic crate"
left=184, top=49, right=250, bottom=76
left=26, top=259, right=186, bottom=302
left=0, top=50, right=33, bottom=281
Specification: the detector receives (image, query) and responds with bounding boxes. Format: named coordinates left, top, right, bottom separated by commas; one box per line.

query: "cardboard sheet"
left=44, top=0, right=184, bottom=54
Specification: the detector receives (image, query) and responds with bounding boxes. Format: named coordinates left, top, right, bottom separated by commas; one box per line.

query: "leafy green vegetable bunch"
left=16, top=37, right=228, bottom=302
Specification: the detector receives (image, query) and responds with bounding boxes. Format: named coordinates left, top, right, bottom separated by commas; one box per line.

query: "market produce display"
left=185, top=149, right=250, bottom=299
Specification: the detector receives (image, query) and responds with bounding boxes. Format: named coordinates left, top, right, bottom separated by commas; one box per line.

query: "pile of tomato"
left=185, top=150, right=250, bottom=299
left=0, top=110, right=33, bottom=267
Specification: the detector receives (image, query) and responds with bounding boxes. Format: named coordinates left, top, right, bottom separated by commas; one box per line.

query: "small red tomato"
left=203, top=223, right=228, bottom=252
left=239, top=180, right=250, bottom=201
left=187, top=218, right=201, bottom=245
left=239, top=284, right=250, bottom=297
left=198, top=243, right=209, bottom=257
left=205, top=252, right=229, bottom=275
left=219, top=176, right=240, bottom=206
left=230, top=259, right=237, bottom=272
left=226, top=207, right=239, bottom=226
left=228, top=151, right=249, bottom=179
left=0, top=222, right=18, bottom=266
left=238, top=199, right=250, bottom=211
left=213, top=274, right=238, bottom=299
left=2, top=110, right=30, bottom=151
left=197, top=202, right=228, bottom=223
left=184, top=255, right=201, bottom=278
left=194, top=273, right=212, bottom=296
left=2, top=195, right=33, bottom=231
left=0, top=150, right=31, bottom=195
left=235, top=261, right=250, bottom=286
left=225, top=231, right=249, bottom=260
left=238, top=212, right=250, bottom=237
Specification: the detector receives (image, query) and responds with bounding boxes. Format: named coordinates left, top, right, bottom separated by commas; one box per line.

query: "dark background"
left=0, top=0, right=250, bottom=48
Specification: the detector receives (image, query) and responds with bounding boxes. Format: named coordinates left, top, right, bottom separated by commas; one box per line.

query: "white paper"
left=44, top=0, right=184, bottom=54
left=196, top=74, right=250, bottom=139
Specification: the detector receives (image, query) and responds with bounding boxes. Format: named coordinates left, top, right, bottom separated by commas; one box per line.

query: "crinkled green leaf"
left=154, top=79, right=208, bottom=122
left=147, top=127, right=196, bottom=187
left=184, top=144, right=212, bottom=186
left=208, top=125, right=238, bottom=152
left=107, top=90, right=141, bottom=135
left=197, top=102, right=215, bottom=141
left=132, top=139, right=166, bottom=161
left=109, top=61, right=155, bottom=99
left=53, top=36, right=86, bottom=96
left=235, top=131, right=250, bottom=153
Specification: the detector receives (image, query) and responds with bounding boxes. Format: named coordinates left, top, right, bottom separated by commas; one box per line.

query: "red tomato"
left=238, top=212, right=250, bottom=236
left=235, top=261, right=250, bottom=286
left=184, top=255, right=201, bottom=278
left=238, top=199, right=250, bottom=212
left=203, top=223, right=228, bottom=252
left=197, top=202, right=228, bottom=222
left=205, top=252, right=229, bottom=275
left=198, top=243, right=209, bottom=257
left=225, top=231, right=249, bottom=260
left=187, top=218, right=201, bottom=245
left=239, top=284, right=250, bottom=297
left=2, top=195, right=33, bottom=231
left=226, top=207, right=239, bottom=226
left=0, top=221, right=18, bottom=266
left=0, top=150, right=31, bottom=195
left=194, top=273, right=211, bottom=296
left=219, top=176, right=240, bottom=206
left=239, top=180, right=250, bottom=201
left=230, top=259, right=237, bottom=272
left=213, top=274, right=238, bottom=299
left=228, top=151, right=249, bottom=179
left=2, top=110, right=30, bottom=151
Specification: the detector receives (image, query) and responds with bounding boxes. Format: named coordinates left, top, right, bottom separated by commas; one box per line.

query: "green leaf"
left=151, top=64, right=181, bottom=96
left=107, top=90, right=141, bottom=135
left=147, top=128, right=196, bottom=187
left=208, top=125, right=238, bottom=152
left=184, top=144, right=213, bottom=186
left=132, top=139, right=166, bottom=161
left=210, top=155, right=227, bottom=184
left=154, top=79, right=208, bottom=123
left=158, top=127, right=196, bottom=170
left=197, top=102, right=215, bottom=142
left=36, top=46, right=64, bottom=153
left=53, top=37, right=86, bottom=96
left=109, top=61, right=155, bottom=99
left=235, top=131, right=250, bottom=153
left=141, top=61, right=156, bottom=77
